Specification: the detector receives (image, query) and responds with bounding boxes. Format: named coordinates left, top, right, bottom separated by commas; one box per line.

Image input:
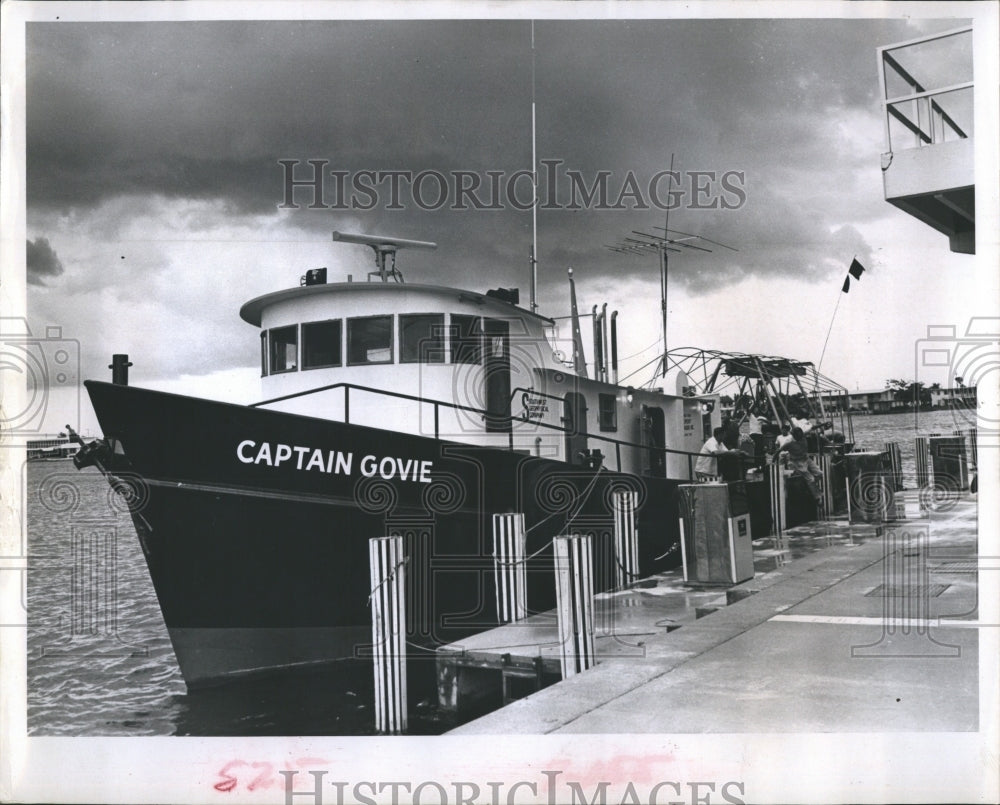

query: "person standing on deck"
left=696, top=427, right=743, bottom=481
left=775, top=422, right=794, bottom=449
left=773, top=426, right=824, bottom=507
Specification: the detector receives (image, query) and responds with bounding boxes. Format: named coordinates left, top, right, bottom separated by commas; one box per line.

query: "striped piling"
left=553, top=534, right=595, bottom=678
left=612, top=489, right=639, bottom=590
left=915, top=436, right=931, bottom=492
left=369, top=535, right=407, bottom=734
left=883, top=442, right=903, bottom=492
left=817, top=453, right=835, bottom=514
left=492, top=513, right=528, bottom=623
left=767, top=461, right=786, bottom=537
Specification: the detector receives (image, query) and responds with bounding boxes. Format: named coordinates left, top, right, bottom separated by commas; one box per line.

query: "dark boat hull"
left=84, top=380, right=685, bottom=688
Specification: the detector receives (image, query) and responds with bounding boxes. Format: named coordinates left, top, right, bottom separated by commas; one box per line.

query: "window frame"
left=399, top=313, right=446, bottom=364
left=449, top=313, right=482, bottom=366
left=268, top=324, right=299, bottom=374
left=301, top=318, right=343, bottom=371
left=598, top=392, right=618, bottom=432
left=260, top=330, right=268, bottom=377
left=347, top=314, right=395, bottom=366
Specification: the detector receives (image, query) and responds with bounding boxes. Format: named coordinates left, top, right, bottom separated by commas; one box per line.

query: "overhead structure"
left=664, top=347, right=854, bottom=442
left=607, top=225, right=737, bottom=380
left=877, top=26, right=974, bottom=254
left=332, top=231, right=437, bottom=283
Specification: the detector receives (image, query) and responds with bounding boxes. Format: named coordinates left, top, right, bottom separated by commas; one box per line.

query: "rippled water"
left=26, top=409, right=974, bottom=735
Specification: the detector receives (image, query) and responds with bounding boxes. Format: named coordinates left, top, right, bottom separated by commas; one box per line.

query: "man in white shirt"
left=775, top=422, right=794, bottom=449
left=696, top=426, right=738, bottom=480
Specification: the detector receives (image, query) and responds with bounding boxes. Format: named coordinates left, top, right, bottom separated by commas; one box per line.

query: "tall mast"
left=659, top=153, right=674, bottom=377
left=529, top=20, right=539, bottom=313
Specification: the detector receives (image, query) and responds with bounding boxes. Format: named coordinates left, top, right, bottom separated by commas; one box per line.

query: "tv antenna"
left=606, top=158, right=737, bottom=381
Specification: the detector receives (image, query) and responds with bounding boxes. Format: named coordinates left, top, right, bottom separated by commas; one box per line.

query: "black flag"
left=842, top=258, right=865, bottom=293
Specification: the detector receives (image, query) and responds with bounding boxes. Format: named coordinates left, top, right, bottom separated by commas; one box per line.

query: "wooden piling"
left=767, top=461, right=786, bottom=536
left=612, top=489, right=639, bottom=590
left=553, top=534, right=595, bottom=678
left=883, top=441, right=903, bottom=492
left=368, top=535, right=407, bottom=734
left=915, top=436, right=930, bottom=491
left=492, top=513, right=528, bottom=623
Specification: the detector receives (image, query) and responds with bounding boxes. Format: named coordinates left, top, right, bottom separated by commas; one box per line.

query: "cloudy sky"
left=18, top=5, right=995, bottom=432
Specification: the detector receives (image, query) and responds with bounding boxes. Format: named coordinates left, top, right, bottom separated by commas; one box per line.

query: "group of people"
left=696, top=409, right=827, bottom=508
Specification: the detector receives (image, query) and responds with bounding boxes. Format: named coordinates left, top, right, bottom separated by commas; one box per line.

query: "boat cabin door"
left=483, top=318, right=512, bottom=432
left=640, top=404, right=666, bottom=477
left=563, top=392, right=588, bottom=463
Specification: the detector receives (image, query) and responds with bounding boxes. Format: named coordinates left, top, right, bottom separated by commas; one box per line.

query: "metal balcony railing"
left=878, top=26, right=973, bottom=154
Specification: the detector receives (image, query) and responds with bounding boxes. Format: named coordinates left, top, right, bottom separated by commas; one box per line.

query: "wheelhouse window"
left=450, top=314, right=481, bottom=365
left=269, top=325, right=298, bottom=373
left=348, top=315, right=393, bottom=365
left=400, top=314, right=445, bottom=363
left=598, top=393, right=617, bottom=432
left=302, top=319, right=342, bottom=370
left=260, top=331, right=268, bottom=376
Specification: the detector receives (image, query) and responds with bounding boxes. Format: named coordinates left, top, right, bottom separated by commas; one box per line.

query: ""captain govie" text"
left=236, top=440, right=432, bottom=483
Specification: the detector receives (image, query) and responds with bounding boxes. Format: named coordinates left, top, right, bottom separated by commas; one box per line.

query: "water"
left=25, top=409, right=974, bottom=735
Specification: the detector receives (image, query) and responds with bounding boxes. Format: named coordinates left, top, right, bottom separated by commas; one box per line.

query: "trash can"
left=930, top=435, right=969, bottom=491
left=677, top=482, right=755, bottom=584
left=844, top=451, right=894, bottom=524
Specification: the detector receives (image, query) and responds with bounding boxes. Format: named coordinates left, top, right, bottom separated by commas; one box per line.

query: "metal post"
left=612, top=490, right=639, bottom=590
left=492, top=513, right=528, bottom=623
left=368, top=535, right=407, bottom=734
left=553, top=534, right=595, bottom=678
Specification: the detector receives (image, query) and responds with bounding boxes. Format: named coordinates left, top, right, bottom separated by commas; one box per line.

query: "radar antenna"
left=332, top=231, right=437, bottom=283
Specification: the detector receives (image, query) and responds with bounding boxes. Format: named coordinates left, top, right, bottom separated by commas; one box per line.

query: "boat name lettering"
left=236, top=440, right=432, bottom=483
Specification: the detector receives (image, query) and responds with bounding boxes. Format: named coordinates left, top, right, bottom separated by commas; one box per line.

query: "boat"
left=27, top=433, right=81, bottom=461
left=73, top=231, right=729, bottom=689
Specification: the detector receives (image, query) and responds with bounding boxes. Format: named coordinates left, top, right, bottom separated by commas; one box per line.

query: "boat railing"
left=250, top=381, right=706, bottom=477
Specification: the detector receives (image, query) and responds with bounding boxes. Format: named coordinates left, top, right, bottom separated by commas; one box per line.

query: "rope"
left=366, top=555, right=409, bottom=605
left=492, top=465, right=606, bottom=568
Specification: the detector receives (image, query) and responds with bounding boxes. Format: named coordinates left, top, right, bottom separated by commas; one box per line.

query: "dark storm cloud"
left=26, top=236, right=64, bottom=285
left=26, top=16, right=950, bottom=297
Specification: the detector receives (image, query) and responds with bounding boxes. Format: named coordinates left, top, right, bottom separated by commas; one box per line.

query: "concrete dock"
left=440, top=490, right=981, bottom=733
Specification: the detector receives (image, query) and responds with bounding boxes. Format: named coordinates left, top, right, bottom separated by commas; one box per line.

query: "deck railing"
left=251, top=380, right=706, bottom=478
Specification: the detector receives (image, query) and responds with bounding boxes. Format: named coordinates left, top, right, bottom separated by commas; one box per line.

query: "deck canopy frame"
left=665, top=347, right=854, bottom=442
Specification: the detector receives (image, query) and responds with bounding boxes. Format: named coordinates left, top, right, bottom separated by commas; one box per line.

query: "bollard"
left=109, top=354, right=133, bottom=386
left=767, top=461, right=786, bottom=537
left=883, top=442, right=903, bottom=492
left=368, top=535, right=407, bottom=734
left=553, top=534, right=595, bottom=678
left=492, top=513, right=528, bottom=623
left=612, top=489, right=639, bottom=590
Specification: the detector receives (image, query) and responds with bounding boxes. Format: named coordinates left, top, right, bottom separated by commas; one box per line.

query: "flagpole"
left=817, top=254, right=858, bottom=378
left=817, top=291, right=843, bottom=378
